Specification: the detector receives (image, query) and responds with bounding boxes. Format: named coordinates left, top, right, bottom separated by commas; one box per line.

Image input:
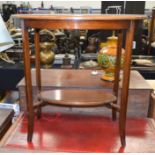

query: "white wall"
left=145, top=1, right=155, bottom=9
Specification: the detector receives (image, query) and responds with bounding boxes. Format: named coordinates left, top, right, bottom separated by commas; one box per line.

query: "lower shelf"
left=39, top=89, right=117, bottom=107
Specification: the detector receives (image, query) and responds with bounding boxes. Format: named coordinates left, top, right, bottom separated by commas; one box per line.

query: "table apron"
left=24, top=19, right=131, bottom=30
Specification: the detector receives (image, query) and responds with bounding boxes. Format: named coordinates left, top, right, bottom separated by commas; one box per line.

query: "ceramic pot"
left=97, top=34, right=124, bottom=81
left=40, top=42, right=55, bottom=68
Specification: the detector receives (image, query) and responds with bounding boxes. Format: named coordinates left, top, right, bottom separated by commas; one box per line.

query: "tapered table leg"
left=34, top=29, right=41, bottom=91
left=22, top=22, right=34, bottom=142
left=112, top=30, right=123, bottom=121
left=34, top=29, right=42, bottom=119
left=119, top=21, right=135, bottom=146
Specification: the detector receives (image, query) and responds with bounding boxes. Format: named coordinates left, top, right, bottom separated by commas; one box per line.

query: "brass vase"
left=40, top=42, right=55, bottom=68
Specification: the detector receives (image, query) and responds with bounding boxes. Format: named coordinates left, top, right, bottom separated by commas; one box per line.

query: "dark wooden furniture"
left=0, top=109, right=14, bottom=140
left=146, top=80, right=155, bottom=119
left=18, top=69, right=151, bottom=90
left=17, top=69, right=152, bottom=117
left=0, top=62, right=24, bottom=91
left=148, top=9, right=155, bottom=55
left=13, top=14, right=145, bottom=146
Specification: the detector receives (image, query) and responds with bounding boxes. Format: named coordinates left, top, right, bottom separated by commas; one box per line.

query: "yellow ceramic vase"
left=97, top=32, right=124, bottom=81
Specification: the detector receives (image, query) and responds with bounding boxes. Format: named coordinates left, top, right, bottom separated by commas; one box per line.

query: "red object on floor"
left=4, top=113, right=155, bottom=152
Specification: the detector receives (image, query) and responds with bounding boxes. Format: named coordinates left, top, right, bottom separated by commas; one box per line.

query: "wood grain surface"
left=17, top=69, right=152, bottom=90
left=39, top=89, right=116, bottom=106
left=13, top=14, right=146, bottom=20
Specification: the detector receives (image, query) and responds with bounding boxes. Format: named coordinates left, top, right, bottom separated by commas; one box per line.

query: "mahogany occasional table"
left=13, top=14, right=145, bottom=146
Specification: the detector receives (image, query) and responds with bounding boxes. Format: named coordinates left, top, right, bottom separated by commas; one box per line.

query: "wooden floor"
left=1, top=113, right=155, bottom=153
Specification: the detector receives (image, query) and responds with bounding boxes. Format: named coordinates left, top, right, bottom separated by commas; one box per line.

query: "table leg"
left=22, top=21, right=34, bottom=142
left=119, top=21, right=135, bottom=146
left=34, top=29, right=41, bottom=91
left=34, top=29, right=42, bottom=119
left=113, top=30, right=123, bottom=121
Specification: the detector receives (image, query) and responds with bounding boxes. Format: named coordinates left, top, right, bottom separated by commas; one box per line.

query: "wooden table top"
left=13, top=14, right=146, bottom=21
left=17, top=69, right=152, bottom=90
